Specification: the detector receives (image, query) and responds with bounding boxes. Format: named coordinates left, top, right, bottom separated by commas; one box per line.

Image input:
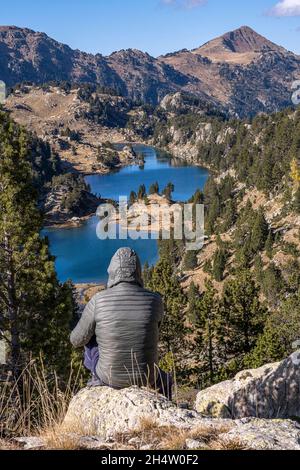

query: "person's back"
left=91, top=282, right=162, bottom=387
left=70, top=248, right=165, bottom=390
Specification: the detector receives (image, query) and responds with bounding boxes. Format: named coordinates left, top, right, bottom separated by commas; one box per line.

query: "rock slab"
left=195, top=351, right=300, bottom=419
left=63, top=385, right=300, bottom=450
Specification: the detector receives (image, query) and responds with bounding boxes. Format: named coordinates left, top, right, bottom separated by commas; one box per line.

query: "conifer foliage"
left=0, top=112, right=76, bottom=382
left=145, top=257, right=187, bottom=373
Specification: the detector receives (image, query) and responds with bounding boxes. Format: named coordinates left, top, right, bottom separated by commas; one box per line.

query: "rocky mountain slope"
left=160, top=26, right=300, bottom=117
left=4, top=84, right=143, bottom=174
left=1, top=25, right=299, bottom=116
left=0, top=26, right=198, bottom=107
left=0, top=26, right=122, bottom=91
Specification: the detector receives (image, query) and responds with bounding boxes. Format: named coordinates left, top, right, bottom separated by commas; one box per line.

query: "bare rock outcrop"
left=64, top=386, right=214, bottom=437
left=195, top=351, right=300, bottom=419
left=62, top=384, right=300, bottom=450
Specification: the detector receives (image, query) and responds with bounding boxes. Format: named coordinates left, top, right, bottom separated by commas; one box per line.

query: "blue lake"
left=44, top=145, right=209, bottom=284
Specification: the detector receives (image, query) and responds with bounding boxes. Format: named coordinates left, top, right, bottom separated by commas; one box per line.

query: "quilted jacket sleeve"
left=70, top=296, right=96, bottom=348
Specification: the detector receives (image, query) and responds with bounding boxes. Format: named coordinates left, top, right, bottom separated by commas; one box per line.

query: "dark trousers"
left=84, top=336, right=172, bottom=400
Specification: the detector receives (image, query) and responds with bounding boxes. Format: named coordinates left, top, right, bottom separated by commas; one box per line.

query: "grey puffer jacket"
left=70, top=248, right=164, bottom=388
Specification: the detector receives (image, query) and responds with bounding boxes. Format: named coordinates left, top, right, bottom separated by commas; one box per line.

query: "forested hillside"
left=147, top=104, right=300, bottom=388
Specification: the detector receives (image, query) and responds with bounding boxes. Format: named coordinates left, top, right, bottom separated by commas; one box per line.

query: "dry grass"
left=0, top=359, right=91, bottom=450
left=210, top=437, right=248, bottom=450
left=114, top=417, right=169, bottom=448
left=113, top=417, right=246, bottom=451
left=0, top=361, right=248, bottom=451
left=0, top=438, right=19, bottom=450
left=160, top=430, right=189, bottom=450
left=38, top=413, right=102, bottom=450
left=138, top=416, right=160, bottom=433
left=188, top=423, right=231, bottom=443
left=0, top=358, right=82, bottom=440
left=136, top=417, right=188, bottom=450
left=39, top=426, right=80, bottom=450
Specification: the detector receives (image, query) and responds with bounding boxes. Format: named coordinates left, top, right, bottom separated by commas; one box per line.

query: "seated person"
left=70, top=247, right=172, bottom=399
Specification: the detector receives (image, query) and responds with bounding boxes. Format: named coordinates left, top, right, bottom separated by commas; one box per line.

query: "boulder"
left=14, top=437, right=45, bottom=450
left=63, top=386, right=218, bottom=438
left=195, top=350, right=300, bottom=419
left=223, top=418, right=300, bottom=451
left=62, top=385, right=300, bottom=450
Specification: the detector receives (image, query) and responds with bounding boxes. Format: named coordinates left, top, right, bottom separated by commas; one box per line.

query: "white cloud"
left=270, top=0, right=300, bottom=16
left=161, top=0, right=207, bottom=9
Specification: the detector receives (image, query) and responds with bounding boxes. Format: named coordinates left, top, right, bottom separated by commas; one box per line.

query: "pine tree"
left=293, top=187, right=300, bottom=213
left=204, top=178, right=222, bottom=235
left=137, top=184, right=146, bottom=200
left=96, top=145, right=103, bottom=162
left=253, top=254, right=264, bottom=284
left=162, top=182, right=174, bottom=200
left=285, top=258, right=300, bottom=293
left=142, top=262, right=151, bottom=286
left=187, top=281, right=200, bottom=324
left=250, top=208, right=269, bottom=253
left=149, top=182, right=159, bottom=195
left=222, top=198, right=237, bottom=231
left=189, top=189, right=204, bottom=205
left=243, top=327, right=285, bottom=369
left=183, top=250, right=198, bottom=271
left=219, top=271, right=266, bottom=358
left=145, top=258, right=187, bottom=369
left=194, top=280, right=220, bottom=385
left=212, top=237, right=227, bottom=281
left=260, top=151, right=276, bottom=194
left=261, top=262, right=284, bottom=308
left=157, top=238, right=184, bottom=267
left=0, top=113, right=75, bottom=382
left=129, top=190, right=137, bottom=206
left=244, top=289, right=300, bottom=368
left=235, top=240, right=252, bottom=269
left=265, top=231, right=274, bottom=259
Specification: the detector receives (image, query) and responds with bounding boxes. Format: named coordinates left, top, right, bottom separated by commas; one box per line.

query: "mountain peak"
left=218, top=25, right=282, bottom=53
left=193, top=26, right=284, bottom=64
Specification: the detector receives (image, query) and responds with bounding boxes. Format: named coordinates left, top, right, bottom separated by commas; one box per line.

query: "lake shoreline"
left=44, top=142, right=149, bottom=228
left=44, top=213, right=95, bottom=230
left=44, top=142, right=211, bottom=229
left=44, top=144, right=209, bottom=284
left=75, top=283, right=106, bottom=304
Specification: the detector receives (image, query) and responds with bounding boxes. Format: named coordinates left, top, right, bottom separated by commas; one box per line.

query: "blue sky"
left=1, top=0, right=300, bottom=56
